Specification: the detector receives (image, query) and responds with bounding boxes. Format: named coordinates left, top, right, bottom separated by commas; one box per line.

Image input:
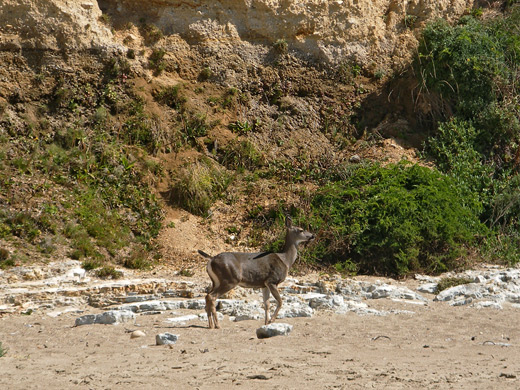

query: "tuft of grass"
left=273, top=39, right=288, bottom=54
left=122, top=248, right=152, bottom=270
left=95, top=266, right=123, bottom=279
left=219, top=139, right=264, bottom=172
left=171, top=159, right=232, bottom=217
left=179, top=268, right=194, bottom=277
left=198, top=67, right=213, bottom=81
left=81, top=258, right=103, bottom=271
left=154, top=85, right=186, bottom=109
left=0, top=341, right=8, bottom=357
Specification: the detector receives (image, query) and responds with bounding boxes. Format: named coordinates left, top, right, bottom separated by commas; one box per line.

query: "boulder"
left=256, top=323, right=293, bottom=339
left=156, top=333, right=178, bottom=345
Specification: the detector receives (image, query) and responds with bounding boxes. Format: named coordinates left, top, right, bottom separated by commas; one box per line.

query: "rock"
left=473, top=301, right=502, bottom=310
left=417, top=283, right=438, bottom=294
left=115, top=300, right=183, bottom=313
left=256, top=323, right=293, bottom=339
left=75, top=310, right=135, bottom=326
left=279, top=304, right=313, bottom=319
left=349, top=154, right=361, bottom=163
left=365, top=284, right=427, bottom=301
left=130, top=330, right=146, bottom=339
left=435, top=284, right=484, bottom=302
left=473, top=275, right=487, bottom=284
left=156, top=333, right=178, bottom=345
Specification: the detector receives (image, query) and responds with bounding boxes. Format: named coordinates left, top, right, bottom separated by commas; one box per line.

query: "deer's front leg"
left=262, top=287, right=271, bottom=325
left=266, top=283, right=283, bottom=324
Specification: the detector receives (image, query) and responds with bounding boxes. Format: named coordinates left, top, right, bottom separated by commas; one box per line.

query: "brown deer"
left=197, top=217, right=315, bottom=329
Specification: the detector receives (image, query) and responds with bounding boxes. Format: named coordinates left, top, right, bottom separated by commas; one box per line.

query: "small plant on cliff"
left=0, top=341, right=7, bottom=357
left=141, top=23, right=164, bottom=44
left=154, top=85, right=186, bottom=109
left=170, top=158, right=232, bottom=217
left=149, top=49, right=167, bottom=75
left=273, top=39, right=288, bottom=54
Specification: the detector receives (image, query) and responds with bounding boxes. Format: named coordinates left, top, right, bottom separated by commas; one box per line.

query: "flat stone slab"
left=75, top=310, right=135, bottom=326
left=256, top=323, right=293, bottom=339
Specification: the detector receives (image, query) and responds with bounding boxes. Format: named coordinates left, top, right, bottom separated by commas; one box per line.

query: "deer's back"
left=210, top=252, right=288, bottom=288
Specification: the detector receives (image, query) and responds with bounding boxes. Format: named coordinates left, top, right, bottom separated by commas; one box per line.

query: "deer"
left=197, top=217, right=315, bottom=329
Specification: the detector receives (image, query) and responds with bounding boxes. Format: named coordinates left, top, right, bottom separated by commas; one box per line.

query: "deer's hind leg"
left=206, top=282, right=236, bottom=329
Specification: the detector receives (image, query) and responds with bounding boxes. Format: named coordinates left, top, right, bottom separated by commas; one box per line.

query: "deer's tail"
left=198, top=249, right=212, bottom=259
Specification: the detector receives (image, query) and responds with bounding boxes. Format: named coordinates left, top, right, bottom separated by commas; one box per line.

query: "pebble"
left=130, top=330, right=146, bottom=339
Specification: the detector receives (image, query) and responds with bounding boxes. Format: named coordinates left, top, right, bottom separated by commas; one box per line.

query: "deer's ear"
left=285, top=216, right=293, bottom=228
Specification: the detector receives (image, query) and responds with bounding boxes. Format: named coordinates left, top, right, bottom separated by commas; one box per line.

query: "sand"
left=1, top=296, right=519, bottom=389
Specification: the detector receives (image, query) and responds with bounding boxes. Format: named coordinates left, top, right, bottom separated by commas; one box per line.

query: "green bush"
left=425, top=118, right=493, bottom=209
left=417, top=17, right=506, bottom=112
left=418, top=9, right=520, bottom=267
left=307, top=162, right=486, bottom=275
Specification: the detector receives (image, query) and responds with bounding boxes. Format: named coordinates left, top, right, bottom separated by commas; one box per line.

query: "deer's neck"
left=281, top=240, right=298, bottom=267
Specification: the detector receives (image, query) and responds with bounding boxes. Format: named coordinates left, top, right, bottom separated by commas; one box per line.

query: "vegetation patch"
left=170, top=158, right=232, bottom=217
left=306, top=162, right=485, bottom=276
left=0, top=341, right=7, bottom=357
left=417, top=7, right=520, bottom=266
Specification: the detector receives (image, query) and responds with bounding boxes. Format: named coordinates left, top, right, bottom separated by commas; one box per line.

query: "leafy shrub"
left=0, top=341, right=7, bottom=357
left=122, top=248, right=152, bottom=270
left=81, top=258, right=102, bottom=271
left=416, top=17, right=506, bottom=112
left=418, top=9, right=520, bottom=267
left=307, top=162, right=486, bottom=275
left=171, top=159, right=232, bottom=216
left=425, top=118, right=493, bottom=209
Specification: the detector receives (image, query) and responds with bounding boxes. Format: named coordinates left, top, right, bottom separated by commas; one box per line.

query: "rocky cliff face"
left=0, top=0, right=477, bottom=268
left=1, top=0, right=473, bottom=69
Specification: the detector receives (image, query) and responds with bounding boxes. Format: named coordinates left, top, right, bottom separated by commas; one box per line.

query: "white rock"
left=473, top=301, right=502, bottom=310
left=435, top=284, right=484, bottom=302
left=256, top=323, right=293, bottom=339
left=473, top=275, right=486, bottom=284
left=417, top=283, right=438, bottom=294
left=75, top=310, right=135, bottom=326
left=164, top=314, right=198, bottom=323
left=278, top=303, right=313, bottom=319
left=156, top=333, right=178, bottom=345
